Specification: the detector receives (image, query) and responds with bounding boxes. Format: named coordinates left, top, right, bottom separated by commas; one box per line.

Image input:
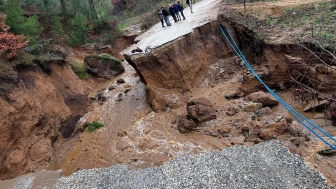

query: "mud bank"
left=0, top=55, right=93, bottom=180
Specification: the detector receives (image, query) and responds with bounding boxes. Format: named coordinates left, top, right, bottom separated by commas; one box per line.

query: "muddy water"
left=51, top=57, right=336, bottom=185
left=53, top=61, right=231, bottom=176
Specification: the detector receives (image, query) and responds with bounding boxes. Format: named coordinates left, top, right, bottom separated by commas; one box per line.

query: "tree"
left=0, top=14, right=29, bottom=59
left=60, top=0, right=67, bottom=16
left=3, top=0, right=42, bottom=45
left=67, top=13, right=88, bottom=46
left=88, top=0, right=98, bottom=19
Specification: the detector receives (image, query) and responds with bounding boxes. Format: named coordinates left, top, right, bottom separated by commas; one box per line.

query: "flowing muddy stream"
left=51, top=61, right=221, bottom=176
left=50, top=57, right=336, bottom=184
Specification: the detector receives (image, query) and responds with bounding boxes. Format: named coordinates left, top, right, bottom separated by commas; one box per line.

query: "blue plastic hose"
left=219, top=26, right=336, bottom=150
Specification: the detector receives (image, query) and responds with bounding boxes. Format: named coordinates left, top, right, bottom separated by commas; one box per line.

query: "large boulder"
left=146, top=87, right=186, bottom=112
left=187, top=98, right=217, bottom=123
left=84, top=53, right=124, bottom=79
left=245, top=91, right=278, bottom=107
left=177, top=117, right=197, bottom=134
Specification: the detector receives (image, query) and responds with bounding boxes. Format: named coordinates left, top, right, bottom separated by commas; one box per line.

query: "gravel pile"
left=8, top=141, right=333, bottom=189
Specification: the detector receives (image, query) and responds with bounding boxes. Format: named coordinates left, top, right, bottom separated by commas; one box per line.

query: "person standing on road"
left=169, top=4, right=177, bottom=22
left=157, top=9, right=165, bottom=27
left=161, top=7, right=171, bottom=26
left=173, top=1, right=181, bottom=21
left=186, top=0, right=193, bottom=13
left=177, top=1, right=185, bottom=20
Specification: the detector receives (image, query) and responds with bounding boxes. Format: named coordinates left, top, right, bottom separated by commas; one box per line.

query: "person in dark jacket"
left=177, top=1, right=185, bottom=20
left=157, top=9, right=165, bottom=27
left=173, top=1, right=181, bottom=21
left=186, top=0, right=193, bottom=13
left=168, top=4, right=177, bottom=22
left=161, top=6, right=171, bottom=26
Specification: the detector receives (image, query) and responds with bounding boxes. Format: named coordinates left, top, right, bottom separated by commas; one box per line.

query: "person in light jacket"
left=186, top=0, right=193, bottom=13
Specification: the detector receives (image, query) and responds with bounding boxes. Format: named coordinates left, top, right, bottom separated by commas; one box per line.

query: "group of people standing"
left=158, top=0, right=194, bottom=28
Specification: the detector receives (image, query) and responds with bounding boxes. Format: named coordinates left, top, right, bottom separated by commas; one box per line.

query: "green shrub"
left=67, top=13, right=89, bottom=46
left=71, top=61, right=90, bottom=79
left=87, top=121, right=104, bottom=132
left=3, top=0, right=42, bottom=45
left=24, top=44, right=44, bottom=55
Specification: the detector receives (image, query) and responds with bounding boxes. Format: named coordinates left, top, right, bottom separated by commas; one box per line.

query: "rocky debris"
left=124, top=89, right=131, bottom=94
left=273, top=116, right=284, bottom=123
left=147, top=87, right=185, bottom=112
left=303, top=100, right=328, bottom=112
left=224, top=91, right=244, bottom=100
left=260, top=119, right=288, bottom=140
left=231, top=136, right=245, bottom=145
left=242, top=102, right=263, bottom=112
left=177, top=98, right=217, bottom=134
left=226, top=106, right=240, bottom=116
left=117, top=78, right=126, bottom=84
left=95, top=91, right=107, bottom=102
left=10, top=141, right=331, bottom=189
left=284, top=112, right=294, bottom=124
left=108, top=86, right=116, bottom=90
left=187, top=98, right=217, bottom=123
left=241, top=121, right=264, bottom=136
left=233, top=56, right=242, bottom=65
left=177, top=117, right=197, bottom=134
left=257, top=107, right=273, bottom=116
left=245, top=91, right=278, bottom=107
left=291, top=136, right=306, bottom=146
left=287, top=124, right=299, bottom=136
left=84, top=53, right=124, bottom=79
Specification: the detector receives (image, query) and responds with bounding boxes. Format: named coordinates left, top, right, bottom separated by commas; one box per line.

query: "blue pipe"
left=219, top=26, right=336, bottom=150
left=225, top=28, right=336, bottom=142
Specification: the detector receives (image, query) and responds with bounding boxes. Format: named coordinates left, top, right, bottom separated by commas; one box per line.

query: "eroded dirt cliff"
left=0, top=53, right=92, bottom=180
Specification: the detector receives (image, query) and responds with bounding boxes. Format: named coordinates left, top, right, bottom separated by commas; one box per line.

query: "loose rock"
left=242, top=103, right=263, bottom=112
left=187, top=98, right=217, bottom=123
left=84, top=53, right=124, bottom=79
left=245, top=91, right=279, bottom=107
left=260, top=119, right=288, bottom=140
left=257, top=107, right=273, bottom=116
left=177, top=117, right=197, bottom=134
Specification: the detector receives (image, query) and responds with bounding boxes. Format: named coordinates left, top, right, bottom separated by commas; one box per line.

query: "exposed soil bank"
left=0, top=56, right=92, bottom=180
left=0, top=34, right=136, bottom=180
